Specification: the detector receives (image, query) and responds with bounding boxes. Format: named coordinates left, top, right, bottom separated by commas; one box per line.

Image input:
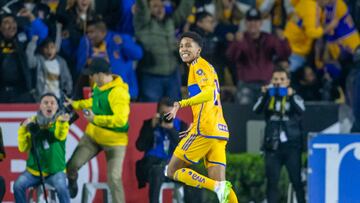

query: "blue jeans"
left=139, top=71, right=181, bottom=102
left=289, top=53, right=306, bottom=72
left=13, top=171, right=70, bottom=203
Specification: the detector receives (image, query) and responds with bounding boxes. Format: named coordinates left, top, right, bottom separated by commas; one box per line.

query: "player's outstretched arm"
left=178, top=86, right=214, bottom=107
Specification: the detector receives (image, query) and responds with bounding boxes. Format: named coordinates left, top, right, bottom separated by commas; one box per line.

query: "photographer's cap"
left=82, top=58, right=112, bottom=75
left=246, top=7, right=262, bottom=21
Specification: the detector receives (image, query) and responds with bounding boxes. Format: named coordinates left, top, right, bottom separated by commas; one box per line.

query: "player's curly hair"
left=179, top=31, right=203, bottom=48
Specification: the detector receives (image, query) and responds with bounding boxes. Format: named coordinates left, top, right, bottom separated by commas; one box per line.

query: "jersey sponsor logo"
left=218, top=124, right=228, bottom=132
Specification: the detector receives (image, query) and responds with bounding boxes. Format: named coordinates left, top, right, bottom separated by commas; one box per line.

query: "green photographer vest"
left=92, top=86, right=129, bottom=132
left=27, top=123, right=66, bottom=175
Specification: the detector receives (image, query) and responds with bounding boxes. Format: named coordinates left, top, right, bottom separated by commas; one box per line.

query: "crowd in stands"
left=0, top=0, right=359, bottom=107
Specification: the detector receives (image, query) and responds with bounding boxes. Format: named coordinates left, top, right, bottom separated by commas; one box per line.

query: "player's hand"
left=165, top=102, right=180, bottom=121
left=226, top=32, right=234, bottom=41
left=275, top=28, right=285, bottom=40
left=31, top=35, right=39, bottom=42
left=64, top=96, right=73, bottom=107
left=18, top=8, right=35, bottom=21
left=58, top=113, right=70, bottom=122
left=179, top=123, right=193, bottom=138
left=288, top=87, right=294, bottom=96
left=22, top=118, right=32, bottom=127
left=84, top=109, right=94, bottom=123
left=235, top=32, right=244, bottom=41
left=261, top=85, right=269, bottom=93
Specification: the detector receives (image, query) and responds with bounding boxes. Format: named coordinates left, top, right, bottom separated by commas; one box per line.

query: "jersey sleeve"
left=179, top=61, right=216, bottom=108
left=193, top=62, right=215, bottom=89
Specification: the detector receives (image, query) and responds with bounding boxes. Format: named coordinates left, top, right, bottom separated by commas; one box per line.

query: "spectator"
left=57, top=0, right=96, bottom=79
left=136, top=97, right=187, bottom=203
left=348, top=48, right=360, bottom=132
left=257, top=0, right=295, bottom=31
left=0, top=10, right=48, bottom=103
left=26, top=36, right=73, bottom=101
left=226, top=8, right=291, bottom=104
left=191, top=11, right=226, bottom=84
left=253, top=67, right=306, bottom=203
left=41, top=0, right=61, bottom=13
left=32, top=2, right=63, bottom=47
left=134, top=0, right=194, bottom=102
left=57, top=0, right=120, bottom=31
left=294, top=66, right=322, bottom=101
left=213, top=0, right=244, bottom=41
left=284, top=0, right=325, bottom=72
left=117, top=0, right=136, bottom=35
left=13, top=93, right=71, bottom=203
left=346, top=0, right=360, bottom=30
left=318, top=0, right=360, bottom=93
left=76, top=19, right=143, bottom=100
left=15, top=1, right=58, bottom=40
left=66, top=58, right=130, bottom=203
left=319, top=0, right=360, bottom=132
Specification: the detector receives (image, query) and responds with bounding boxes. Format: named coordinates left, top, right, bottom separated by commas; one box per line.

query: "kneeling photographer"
left=13, top=93, right=71, bottom=203
left=136, top=97, right=187, bottom=203
left=253, top=67, right=305, bottom=203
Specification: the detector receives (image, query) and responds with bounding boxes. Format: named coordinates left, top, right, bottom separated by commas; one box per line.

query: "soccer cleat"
left=215, top=181, right=232, bottom=203
left=68, top=178, right=78, bottom=198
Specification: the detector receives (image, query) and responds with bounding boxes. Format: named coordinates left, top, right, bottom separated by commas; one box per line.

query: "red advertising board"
left=0, top=103, right=192, bottom=203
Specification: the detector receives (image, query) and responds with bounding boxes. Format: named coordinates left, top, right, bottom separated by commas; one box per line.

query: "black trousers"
left=148, top=164, right=167, bottom=203
left=264, top=144, right=305, bottom=203
left=0, top=176, right=5, bottom=202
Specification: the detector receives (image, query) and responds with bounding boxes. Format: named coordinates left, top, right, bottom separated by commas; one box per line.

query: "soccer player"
left=166, top=31, right=238, bottom=203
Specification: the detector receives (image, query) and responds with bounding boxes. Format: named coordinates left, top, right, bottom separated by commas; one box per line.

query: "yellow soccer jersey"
left=284, top=0, right=323, bottom=56
left=179, top=57, right=229, bottom=140
left=322, top=0, right=360, bottom=59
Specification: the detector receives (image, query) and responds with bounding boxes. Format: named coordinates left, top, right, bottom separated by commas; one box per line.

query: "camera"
left=264, top=133, right=280, bottom=151
left=61, top=89, right=79, bottom=124
left=60, top=104, right=79, bottom=124
left=159, top=113, right=173, bottom=124
left=268, top=85, right=288, bottom=97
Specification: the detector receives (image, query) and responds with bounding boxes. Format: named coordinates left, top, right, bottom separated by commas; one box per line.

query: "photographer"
left=253, top=67, right=306, bottom=203
left=13, top=93, right=71, bottom=203
left=65, top=58, right=130, bottom=203
left=136, top=97, right=187, bottom=203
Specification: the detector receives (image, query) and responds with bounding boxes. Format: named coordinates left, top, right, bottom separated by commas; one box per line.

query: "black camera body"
left=263, top=122, right=282, bottom=151
left=264, top=133, right=280, bottom=151
left=61, top=105, right=79, bottom=124
left=159, top=113, right=173, bottom=124
left=60, top=89, right=79, bottom=124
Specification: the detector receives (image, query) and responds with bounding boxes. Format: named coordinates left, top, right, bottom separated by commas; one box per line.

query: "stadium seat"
left=159, top=182, right=184, bottom=203
left=28, top=184, right=58, bottom=203
left=81, top=182, right=112, bottom=203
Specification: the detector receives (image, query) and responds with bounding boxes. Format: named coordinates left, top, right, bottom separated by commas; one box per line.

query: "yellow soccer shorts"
left=173, top=134, right=227, bottom=168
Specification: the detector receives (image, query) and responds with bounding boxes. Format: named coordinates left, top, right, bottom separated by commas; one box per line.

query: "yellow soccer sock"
left=229, top=188, right=238, bottom=203
left=174, top=168, right=216, bottom=191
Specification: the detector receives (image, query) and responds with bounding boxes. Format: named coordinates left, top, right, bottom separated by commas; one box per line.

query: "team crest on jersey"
left=196, top=69, right=204, bottom=76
